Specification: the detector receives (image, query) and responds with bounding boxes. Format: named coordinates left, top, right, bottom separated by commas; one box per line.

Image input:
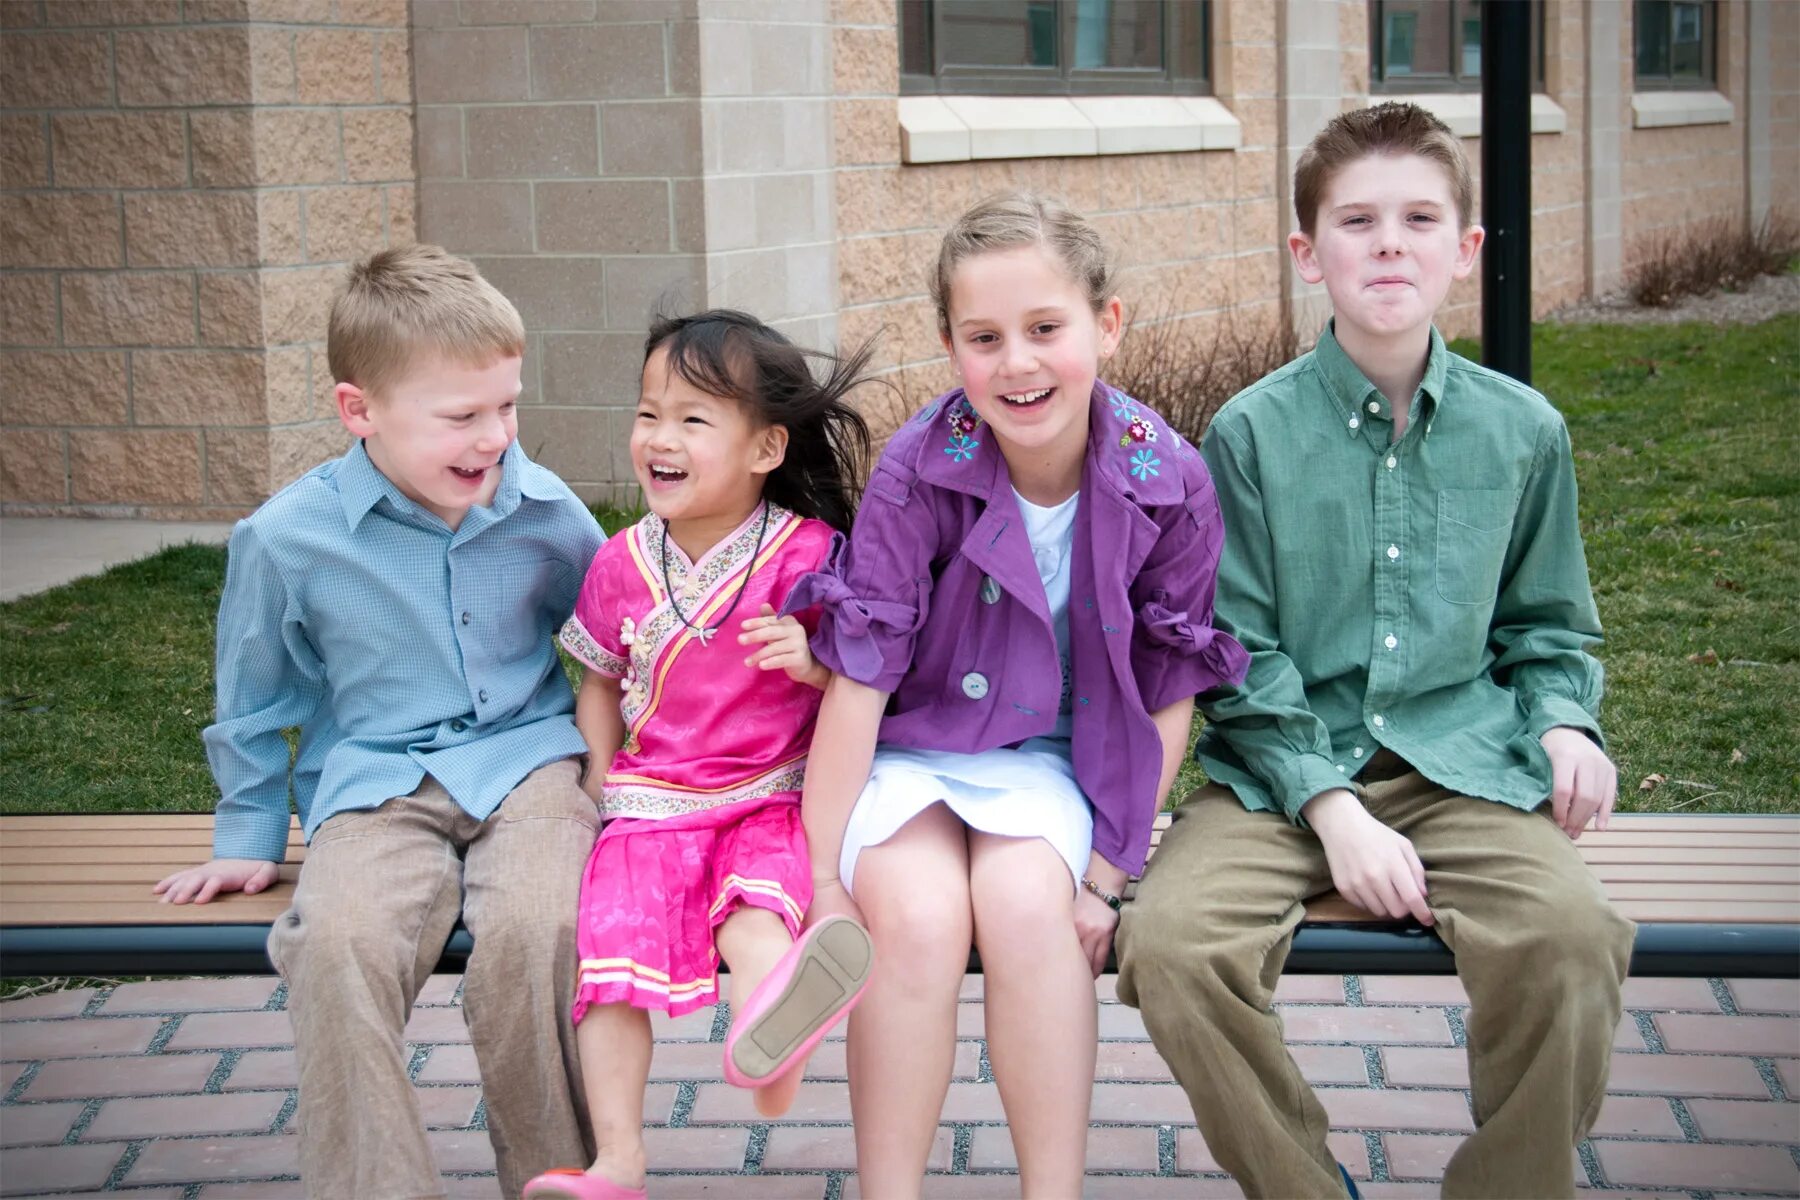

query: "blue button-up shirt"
left=205, top=440, right=604, bottom=862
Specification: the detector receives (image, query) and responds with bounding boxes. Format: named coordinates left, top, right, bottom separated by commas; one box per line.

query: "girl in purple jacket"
left=790, top=193, right=1249, bottom=1194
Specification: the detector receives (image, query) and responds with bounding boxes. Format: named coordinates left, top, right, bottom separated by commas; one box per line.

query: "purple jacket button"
left=979, top=576, right=1001, bottom=605
left=961, top=672, right=989, bottom=700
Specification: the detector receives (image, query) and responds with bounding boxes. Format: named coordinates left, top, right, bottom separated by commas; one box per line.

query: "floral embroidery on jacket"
left=1119, top=415, right=1159, bottom=448
left=1129, top=448, right=1162, bottom=480
left=944, top=396, right=981, bottom=462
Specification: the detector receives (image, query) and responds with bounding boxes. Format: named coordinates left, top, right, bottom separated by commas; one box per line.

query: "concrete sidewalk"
left=0, top=518, right=235, bottom=603
left=2, top=973, right=1796, bottom=1198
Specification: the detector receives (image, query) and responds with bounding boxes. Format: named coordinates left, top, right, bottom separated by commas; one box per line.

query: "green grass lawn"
left=4, top=318, right=1796, bottom=816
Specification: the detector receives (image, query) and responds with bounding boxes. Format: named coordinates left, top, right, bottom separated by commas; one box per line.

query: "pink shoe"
left=723, top=914, right=874, bottom=1088
left=521, top=1167, right=647, bottom=1200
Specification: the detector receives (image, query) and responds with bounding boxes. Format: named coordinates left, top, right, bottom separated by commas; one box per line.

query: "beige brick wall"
left=1619, top=1, right=1750, bottom=270
left=833, top=0, right=1287, bottom=430
left=1766, top=1, right=1800, bottom=225
left=0, top=0, right=413, bottom=519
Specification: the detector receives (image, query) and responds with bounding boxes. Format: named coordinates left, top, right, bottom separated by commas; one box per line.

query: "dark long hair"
left=644, top=310, right=874, bottom=533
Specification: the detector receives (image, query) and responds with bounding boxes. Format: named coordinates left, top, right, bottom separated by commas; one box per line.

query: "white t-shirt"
left=1013, top=486, right=1079, bottom=739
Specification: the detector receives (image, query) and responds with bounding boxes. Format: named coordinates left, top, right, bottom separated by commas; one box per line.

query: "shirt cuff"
left=1525, top=696, right=1605, bottom=750
left=212, top=808, right=292, bottom=864
left=1273, top=752, right=1354, bottom=823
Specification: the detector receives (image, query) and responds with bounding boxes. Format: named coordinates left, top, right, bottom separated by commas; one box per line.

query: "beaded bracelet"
left=1080, top=876, right=1123, bottom=912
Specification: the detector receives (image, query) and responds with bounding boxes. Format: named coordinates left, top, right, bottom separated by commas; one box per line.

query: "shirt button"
left=1373, top=714, right=1386, bottom=728
left=1384, top=634, right=1398, bottom=650
left=1385, top=456, right=1397, bottom=470
left=1353, top=746, right=1364, bottom=758
left=1386, top=544, right=1400, bottom=560
left=450, top=720, right=466, bottom=733
left=980, top=576, right=1001, bottom=605
left=1349, top=417, right=1360, bottom=430
left=461, top=611, right=471, bottom=625
left=1367, top=400, right=1381, bottom=414
left=961, top=672, right=989, bottom=700
left=1336, top=764, right=1347, bottom=772
left=478, top=689, right=489, bottom=704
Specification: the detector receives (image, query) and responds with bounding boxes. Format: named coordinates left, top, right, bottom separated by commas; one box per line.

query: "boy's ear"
left=336, top=381, right=376, bottom=438
left=1452, top=222, right=1487, bottom=280
left=1288, top=230, right=1324, bottom=285
left=752, top=423, right=789, bottom=476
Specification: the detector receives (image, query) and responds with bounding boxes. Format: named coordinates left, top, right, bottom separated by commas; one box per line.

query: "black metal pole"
left=1481, top=0, right=1533, bottom=384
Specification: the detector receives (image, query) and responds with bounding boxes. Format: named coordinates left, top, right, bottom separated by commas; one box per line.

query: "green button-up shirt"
left=1195, top=322, right=1604, bottom=821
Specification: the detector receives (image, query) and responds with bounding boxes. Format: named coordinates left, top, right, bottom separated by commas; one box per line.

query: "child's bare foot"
left=752, top=1060, right=807, bottom=1117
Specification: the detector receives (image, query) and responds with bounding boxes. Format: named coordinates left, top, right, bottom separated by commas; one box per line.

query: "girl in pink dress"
left=524, top=311, right=877, bottom=1200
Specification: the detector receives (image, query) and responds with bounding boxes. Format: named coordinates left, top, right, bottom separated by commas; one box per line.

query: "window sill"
left=897, top=94, right=1241, bottom=165
left=1630, top=90, right=1734, bottom=129
left=1379, top=93, right=1568, bottom=137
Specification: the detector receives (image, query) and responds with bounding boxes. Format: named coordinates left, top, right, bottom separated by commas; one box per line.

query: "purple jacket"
left=788, top=383, right=1248, bottom=875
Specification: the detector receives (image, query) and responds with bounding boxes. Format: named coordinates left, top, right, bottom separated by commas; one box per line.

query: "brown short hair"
left=930, top=191, right=1117, bottom=337
left=326, top=244, right=525, bottom=396
left=1293, top=102, right=1474, bottom=236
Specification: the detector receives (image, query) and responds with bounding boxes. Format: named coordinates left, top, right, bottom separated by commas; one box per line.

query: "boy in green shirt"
left=1116, top=103, right=1633, bottom=1199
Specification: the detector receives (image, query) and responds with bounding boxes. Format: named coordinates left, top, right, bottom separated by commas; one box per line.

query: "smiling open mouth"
left=649, top=464, right=688, bottom=483
left=1000, top=387, right=1053, bottom=407
left=449, top=466, right=488, bottom=480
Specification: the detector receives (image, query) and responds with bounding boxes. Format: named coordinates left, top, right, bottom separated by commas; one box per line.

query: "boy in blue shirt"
left=156, top=245, right=604, bottom=1199
left=1117, top=104, right=1633, bottom=1199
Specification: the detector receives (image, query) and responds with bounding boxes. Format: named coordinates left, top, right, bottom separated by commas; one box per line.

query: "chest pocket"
left=1436, top=488, right=1515, bottom=606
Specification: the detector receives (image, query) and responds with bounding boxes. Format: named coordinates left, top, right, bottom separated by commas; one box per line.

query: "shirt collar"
left=1311, top=320, right=1447, bottom=437
left=338, top=440, right=547, bottom=532
left=915, top=382, right=1186, bottom=506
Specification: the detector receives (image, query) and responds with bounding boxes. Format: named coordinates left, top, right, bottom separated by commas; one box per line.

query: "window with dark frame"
left=1633, top=0, right=1715, bottom=89
left=1368, top=0, right=1546, bottom=93
left=900, top=0, right=1211, bottom=97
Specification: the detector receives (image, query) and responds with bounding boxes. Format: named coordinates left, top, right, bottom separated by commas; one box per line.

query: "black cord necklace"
left=659, top=502, right=771, bottom=645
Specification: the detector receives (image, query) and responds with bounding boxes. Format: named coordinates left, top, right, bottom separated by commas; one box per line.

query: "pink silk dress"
left=558, top=503, right=831, bottom=1019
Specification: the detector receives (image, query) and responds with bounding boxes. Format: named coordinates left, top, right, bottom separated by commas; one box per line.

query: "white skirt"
left=839, top=737, right=1094, bottom=896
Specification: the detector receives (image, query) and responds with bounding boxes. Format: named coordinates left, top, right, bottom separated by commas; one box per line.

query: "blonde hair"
left=1293, top=102, right=1475, bottom=236
left=929, top=192, right=1118, bottom=337
left=327, top=244, right=525, bottom=396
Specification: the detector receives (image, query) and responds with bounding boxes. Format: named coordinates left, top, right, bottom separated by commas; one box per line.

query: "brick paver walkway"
left=1, top=974, right=1796, bottom=1197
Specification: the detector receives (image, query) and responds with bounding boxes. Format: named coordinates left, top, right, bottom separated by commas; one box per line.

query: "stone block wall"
left=414, top=0, right=840, bottom=506
left=0, top=0, right=413, bottom=519
left=833, top=0, right=1286, bottom=435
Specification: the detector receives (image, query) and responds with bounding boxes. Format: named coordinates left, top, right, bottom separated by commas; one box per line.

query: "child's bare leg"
left=969, top=831, right=1095, bottom=1197
left=716, top=906, right=807, bottom=1116
left=574, top=1003, right=653, bottom=1187
left=848, top=803, right=973, bottom=1195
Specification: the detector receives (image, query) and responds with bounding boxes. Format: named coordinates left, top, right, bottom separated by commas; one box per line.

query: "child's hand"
left=1074, top=858, right=1127, bottom=978
left=1305, top=789, right=1433, bottom=926
left=1540, top=726, right=1617, bottom=840
left=805, top=876, right=866, bottom=931
left=153, top=859, right=280, bottom=905
left=739, top=604, right=828, bottom=689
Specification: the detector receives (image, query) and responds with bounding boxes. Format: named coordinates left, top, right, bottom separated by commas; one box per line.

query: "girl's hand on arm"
left=153, top=859, right=280, bottom=905
left=739, top=604, right=830, bottom=690
left=1304, top=789, right=1433, bottom=926
left=573, top=670, right=627, bottom=804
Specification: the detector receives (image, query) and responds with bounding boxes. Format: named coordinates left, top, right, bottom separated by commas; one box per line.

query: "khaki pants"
left=1116, top=754, right=1634, bottom=1200
left=268, top=759, right=599, bottom=1200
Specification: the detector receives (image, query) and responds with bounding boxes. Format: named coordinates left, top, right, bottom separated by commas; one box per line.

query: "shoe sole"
left=728, top=916, right=873, bottom=1083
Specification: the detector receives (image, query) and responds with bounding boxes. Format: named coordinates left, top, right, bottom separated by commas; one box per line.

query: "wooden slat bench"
left=1, top=813, right=1796, bottom=979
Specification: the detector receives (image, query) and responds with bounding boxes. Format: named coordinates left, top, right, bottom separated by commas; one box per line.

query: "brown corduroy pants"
left=1116, top=754, right=1635, bottom=1199
left=267, top=759, right=599, bottom=1200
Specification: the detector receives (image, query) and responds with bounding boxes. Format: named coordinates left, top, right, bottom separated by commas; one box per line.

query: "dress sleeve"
left=782, top=461, right=939, bottom=694
left=1128, top=441, right=1250, bottom=712
left=559, top=537, right=631, bottom=678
